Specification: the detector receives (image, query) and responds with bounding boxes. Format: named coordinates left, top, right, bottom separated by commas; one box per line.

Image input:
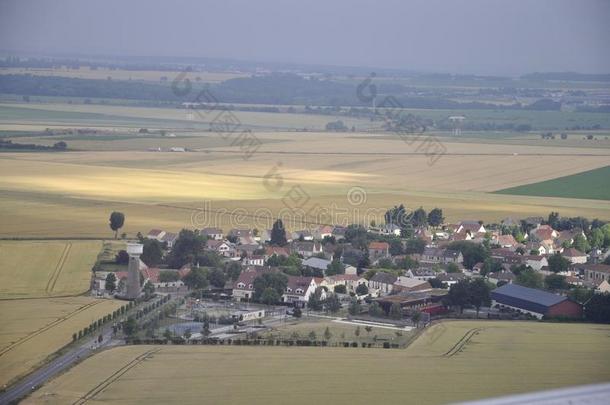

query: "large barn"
left=490, top=283, right=582, bottom=319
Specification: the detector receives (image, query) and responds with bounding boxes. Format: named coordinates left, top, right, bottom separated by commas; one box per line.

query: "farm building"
left=374, top=289, right=448, bottom=314
left=490, top=284, right=582, bottom=319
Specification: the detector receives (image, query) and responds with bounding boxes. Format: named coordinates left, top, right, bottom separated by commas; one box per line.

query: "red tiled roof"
left=562, top=248, right=586, bottom=257
left=368, top=242, right=389, bottom=250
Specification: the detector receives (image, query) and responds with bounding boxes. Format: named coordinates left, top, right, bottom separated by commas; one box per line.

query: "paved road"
left=0, top=328, right=117, bottom=404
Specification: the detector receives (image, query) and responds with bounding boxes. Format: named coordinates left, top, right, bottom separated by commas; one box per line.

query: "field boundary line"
left=443, top=327, right=482, bottom=358
left=45, top=242, right=72, bottom=294
left=0, top=300, right=101, bottom=357
left=73, top=348, right=162, bottom=405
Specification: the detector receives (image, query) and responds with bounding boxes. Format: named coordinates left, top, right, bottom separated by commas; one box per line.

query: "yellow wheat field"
left=0, top=240, right=102, bottom=299
left=23, top=321, right=610, bottom=405
left=0, top=297, right=121, bottom=387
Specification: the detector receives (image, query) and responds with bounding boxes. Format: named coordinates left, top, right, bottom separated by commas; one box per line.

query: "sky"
left=1, top=0, right=609, bottom=75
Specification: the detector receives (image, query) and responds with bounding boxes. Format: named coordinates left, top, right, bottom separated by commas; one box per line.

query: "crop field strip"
left=45, top=242, right=72, bottom=294
left=0, top=300, right=101, bottom=357
left=442, top=327, right=483, bottom=357
left=73, top=348, right=162, bottom=405
left=23, top=322, right=610, bottom=405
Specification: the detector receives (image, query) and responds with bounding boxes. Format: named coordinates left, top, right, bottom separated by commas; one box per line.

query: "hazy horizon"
left=1, top=0, right=609, bottom=76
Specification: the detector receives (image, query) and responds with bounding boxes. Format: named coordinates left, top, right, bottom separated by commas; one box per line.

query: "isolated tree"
left=410, top=311, right=422, bottom=327
left=545, top=274, right=568, bottom=291
left=163, top=328, right=172, bottom=340
left=109, top=212, right=125, bottom=239
left=348, top=298, right=361, bottom=316
left=355, top=283, right=368, bottom=296
left=368, top=301, right=384, bottom=317
left=105, top=272, right=117, bottom=293
left=411, top=207, right=427, bottom=227
left=427, top=208, right=444, bottom=227
left=115, top=250, right=129, bottom=265
left=308, top=330, right=317, bottom=341
left=270, top=219, right=287, bottom=246
left=389, top=303, right=403, bottom=320
left=364, top=325, right=373, bottom=336
left=260, top=287, right=281, bottom=305
left=324, top=326, right=332, bottom=340
left=548, top=253, right=570, bottom=274
left=516, top=269, right=544, bottom=289
left=324, top=293, right=341, bottom=313
left=572, top=234, right=590, bottom=253
left=334, top=284, right=347, bottom=294
left=308, top=287, right=324, bottom=311
left=469, top=279, right=491, bottom=317
left=584, top=293, right=610, bottom=323
left=448, top=280, right=470, bottom=313
left=446, top=263, right=460, bottom=273
left=183, top=267, right=209, bottom=290
left=208, top=268, right=226, bottom=289
left=141, top=240, right=163, bottom=267
left=354, top=326, right=361, bottom=337
left=326, top=259, right=344, bottom=276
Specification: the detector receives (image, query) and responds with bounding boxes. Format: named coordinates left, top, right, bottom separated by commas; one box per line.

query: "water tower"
left=125, top=243, right=143, bottom=300
left=448, top=115, right=465, bottom=136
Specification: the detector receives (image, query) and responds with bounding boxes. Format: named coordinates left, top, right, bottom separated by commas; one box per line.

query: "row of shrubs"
left=126, top=338, right=401, bottom=349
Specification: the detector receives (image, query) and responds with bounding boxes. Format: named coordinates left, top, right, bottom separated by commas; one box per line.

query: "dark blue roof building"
left=491, top=283, right=582, bottom=319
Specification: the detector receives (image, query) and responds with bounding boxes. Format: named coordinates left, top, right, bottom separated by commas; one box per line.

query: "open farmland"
left=495, top=165, right=610, bottom=201
left=0, top=297, right=121, bottom=387
left=23, top=321, right=610, bottom=405
left=1, top=128, right=609, bottom=238
left=0, top=240, right=102, bottom=299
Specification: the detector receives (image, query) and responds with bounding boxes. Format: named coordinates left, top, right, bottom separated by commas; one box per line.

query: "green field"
left=495, top=166, right=610, bottom=201
left=23, top=321, right=610, bottom=404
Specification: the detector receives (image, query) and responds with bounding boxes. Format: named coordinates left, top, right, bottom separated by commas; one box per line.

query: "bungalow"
left=302, top=257, right=332, bottom=273
left=368, top=241, right=390, bottom=260
left=380, top=223, right=402, bottom=236
left=332, top=226, right=347, bottom=241
left=243, top=255, right=265, bottom=266
left=487, top=270, right=515, bottom=285
left=492, top=234, right=519, bottom=250
left=206, top=240, right=236, bottom=258
left=529, top=225, right=558, bottom=244
left=436, top=273, right=468, bottom=286
left=282, top=276, right=321, bottom=307
left=456, top=220, right=486, bottom=235
left=322, top=274, right=368, bottom=293
left=394, top=276, right=432, bottom=292
left=314, top=225, right=334, bottom=240
left=233, top=268, right=270, bottom=301
left=420, top=247, right=463, bottom=264
left=146, top=229, right=166, bottom=242
left=161, top=232, right=178, bottom=249
left=580, top=264, right=610, bottom=284
left=200, top=227, right=224, bottom=240
left=292, top=230, right=314, bottom=241
left=561, top=248, right=587, bottom=264
left=525, top=255, right=549, bottom=271
left=368, top=272, right=397, bottom=296
left=264, top=246, right=290, bottom=259
left=405, top=268, right=438, bottom=281
left=291, top=241, right=323, bottom=258
left=596, top=279, right=610, bottom=294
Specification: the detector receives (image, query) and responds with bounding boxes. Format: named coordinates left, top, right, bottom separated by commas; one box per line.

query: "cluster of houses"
left=93, top=217, right=609, bottom=319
